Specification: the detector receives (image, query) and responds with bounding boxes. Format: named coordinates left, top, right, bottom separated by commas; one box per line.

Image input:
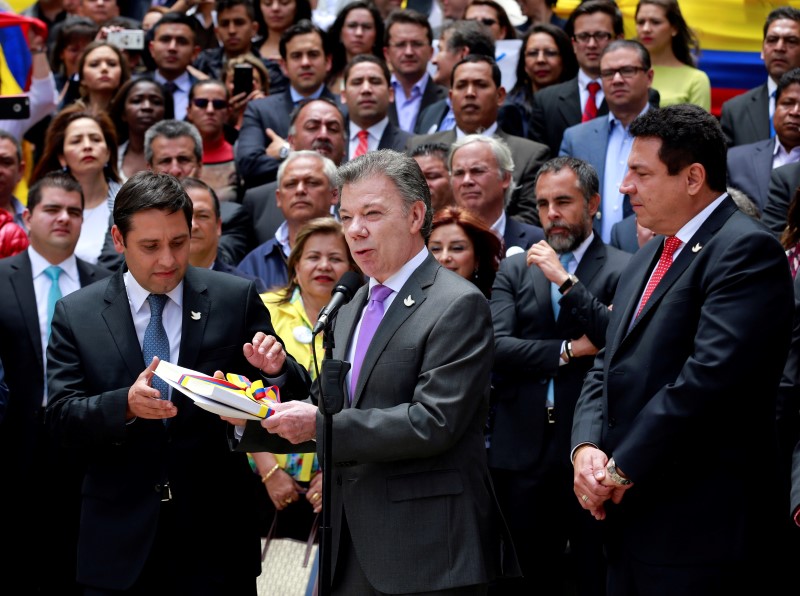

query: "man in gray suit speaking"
left=237, top=149, right=519, bottom=594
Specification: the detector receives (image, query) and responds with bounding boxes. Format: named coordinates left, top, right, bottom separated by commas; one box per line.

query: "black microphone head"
left=333, top=271, right=363, bottom=301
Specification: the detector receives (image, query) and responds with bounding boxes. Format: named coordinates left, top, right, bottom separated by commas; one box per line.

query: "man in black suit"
left=342, top=55, right=411, bottom=159
left=572, top=104, right=794, bottom=595
left=449, top=134, right=544, bottom=255
left=383, top=9, right=448, bottom=133
left=409, top=55, right=550, bottom=225
left=530, top=0, right=624, bottom=156
left=45, top=171, right=310, bottom=594
left=0, top=172, right=110, bottom=595
left=489, top=156, right=630, bottom=596
left=236, top=19, right=339, bottom=188
left=241, top=98, right=346, bottom=246
left=720, top=6, right=800, bottom=148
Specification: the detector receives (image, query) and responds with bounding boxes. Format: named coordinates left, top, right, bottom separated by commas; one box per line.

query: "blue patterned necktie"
left=143, top=294, right=170, bottom=401
left=547, top=252, right=573, bottom=408
left=44, top=265, right=63, bottom=336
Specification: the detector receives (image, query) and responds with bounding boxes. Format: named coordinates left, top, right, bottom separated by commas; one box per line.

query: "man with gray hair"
left=489, top=155, right=630, bottom=595
left=237, top=150, right=338, bottom=290
left=236, top=148, right=520, bottom=594
left=449, top=134, right=543, bottom=256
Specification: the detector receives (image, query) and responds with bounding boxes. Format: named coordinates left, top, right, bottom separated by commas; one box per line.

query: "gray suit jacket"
left=407, top=128, right=550, bottom=226
left=762, top=161, right=800, bottom=237
left=726, top=137, right=775, bottom=212
left=240, top=255, right=519, bottom=593
left=720, top=83, right=770, bottom=147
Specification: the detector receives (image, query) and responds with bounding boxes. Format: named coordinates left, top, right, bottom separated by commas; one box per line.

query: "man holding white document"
left=45, top=171, right=310, bottom=595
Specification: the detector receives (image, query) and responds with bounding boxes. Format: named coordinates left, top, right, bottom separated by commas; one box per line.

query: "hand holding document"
left=154, top=361, right=280, bottom=420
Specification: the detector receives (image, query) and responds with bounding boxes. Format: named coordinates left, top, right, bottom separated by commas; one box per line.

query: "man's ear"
left=111, top=224, right=126, bottom=254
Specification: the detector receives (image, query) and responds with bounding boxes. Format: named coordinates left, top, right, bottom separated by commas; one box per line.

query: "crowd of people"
left=3, top=0, right=800, bottom=594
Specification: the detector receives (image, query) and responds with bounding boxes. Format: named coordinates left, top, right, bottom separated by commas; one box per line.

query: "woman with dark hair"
left=428, top=205, right=503, bottom=299
left=50, top=17, right=98, bottom=97
left=325, top=1, right=384, bottom=94
left=465, top=0, right=517, bottom=40
left=507, top=23, right=577, bottom=138
left=32, top=105, right=121, bottom=264
left=635, top=0, right=710, bottom=110
left=254, top=0, right=313, bottom=94
left=67, top=40, right=132, bottom=112
left=110, top=78, right=173, bottom=182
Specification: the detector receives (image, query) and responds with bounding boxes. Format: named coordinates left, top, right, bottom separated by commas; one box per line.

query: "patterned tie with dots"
left=637, top=236, right=682, bottom=317
left=143, top=294, right=171, bottom=401
left=354, top=129, right=369, bottom=158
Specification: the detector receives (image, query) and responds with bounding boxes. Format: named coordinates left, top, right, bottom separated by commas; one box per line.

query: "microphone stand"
left=316, top=321, right=349, bottom=596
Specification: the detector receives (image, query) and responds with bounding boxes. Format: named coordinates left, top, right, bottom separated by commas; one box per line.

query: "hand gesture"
left=527, top=240, right=569, bottom=286
left=262, top=400, right=317, bottom=444
left=264, top=128, right=288, bottom=159
left=127, top=356, right=177, bottom=421
left=243, top=332, right=286, bottom=376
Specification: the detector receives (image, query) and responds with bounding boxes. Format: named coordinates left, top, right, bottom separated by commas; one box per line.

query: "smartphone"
left=233, top=64, right=254, bottom=97
left=107, top=29, right=145, bottom=51
left=0, top=95, right=30, bottom=120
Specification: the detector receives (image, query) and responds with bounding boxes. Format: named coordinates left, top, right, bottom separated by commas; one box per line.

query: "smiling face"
left=111, top=208, right=190, bottom=294
left=524, top=32, right=563, bottom=91
left=339, top=174, right=426, bottom=282
left=275, top=155, right=337, bottom=227
left=81, top=45, right=122, bottom=94
left=294, top=232, right=352, bottom=304
left=58, top=117, right=110, bottom=178
left=123, top=80, right=166, bottom=137
left=428, top=222, right=476, bottom=280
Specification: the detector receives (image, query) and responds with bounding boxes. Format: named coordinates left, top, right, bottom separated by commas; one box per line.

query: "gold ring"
left=284, top=498, right=292, bottom=504
left=581, top=494, right=589, bottom=503
left=311, top=492, right=320, bottom=502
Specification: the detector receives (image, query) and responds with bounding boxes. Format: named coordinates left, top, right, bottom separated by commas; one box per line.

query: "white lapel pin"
left=691, top=243, right=703, bottom=253
left=403, top=295, right=415, bottom=307
left=191, top=311, right=201, bottom=320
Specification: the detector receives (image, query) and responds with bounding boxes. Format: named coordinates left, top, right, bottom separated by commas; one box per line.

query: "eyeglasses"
left=599, top=66, right=646, bottom=80
left=525, top=48, right=560, bottom=59
left=468, top=17, right=497, bottom=27
left=573, top=31, right=613, bottom=44
left=192, top=98, right=228, bottom=110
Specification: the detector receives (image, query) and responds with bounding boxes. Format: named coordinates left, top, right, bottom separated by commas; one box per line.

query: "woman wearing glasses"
left=186, top=80, right=240, bottom=202
left=635, top=0, right=710, bottom=110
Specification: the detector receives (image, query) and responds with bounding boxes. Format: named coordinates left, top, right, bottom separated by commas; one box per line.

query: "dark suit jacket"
left=415, top=98, right=528, bottom=137
left=726, top=137, right=775, bottom=212
left=45, top=266, right=310, bottom=590
left=240, top=255, right=519, bottom=593
left=241, top=181, right=282, bottom=247
left=610, top=214, right=640, bottom=254
left=720, top=83, right=770, bottom=148
left=235, top=86, right=340, bottom=188
left=504, top=217, right=544, bottom=254
left=407, top=128, right=551, bottom=225
left=489, top=235, right=630, bottom=472
left=762, top=161, right=800, bottom=237
left=572, top=197, right=793, bottom=577
left=388, top=77, right=448, bottom=132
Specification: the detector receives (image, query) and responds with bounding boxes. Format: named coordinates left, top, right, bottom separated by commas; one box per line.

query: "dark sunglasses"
left=469, top=17, right=497, bottom=27
left=192, top=98, right=228, bottom=110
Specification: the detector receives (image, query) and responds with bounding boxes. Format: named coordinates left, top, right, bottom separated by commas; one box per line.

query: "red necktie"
left=582, top=81, right=601, bottom=122
left=354, top=129, right=369, bottom=158
left=637, top=236, right=682, bottom=316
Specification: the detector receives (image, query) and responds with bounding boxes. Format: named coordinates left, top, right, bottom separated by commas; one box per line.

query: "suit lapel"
left=178, top=268, right=209, bottom=369
left=574, top=235, right=605, bottom=290
left=9, top=253, right=43, bottom=366
left=102, top=270, right=147, bottom=380
left=752, top=138, right=775, bottom=204
left=748, top=84, right=770, bottom=140
left=560, top=81, right=582, bottom=125
left=532, top=263, right=554, bottom=323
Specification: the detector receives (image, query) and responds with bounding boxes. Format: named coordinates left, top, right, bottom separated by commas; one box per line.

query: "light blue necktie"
left=44, top=265, right=63, bottom=336
left=143, top=294, right=170, bottom=402
left=770, top=89, right=776, bottom=138
left=547, top=252, right=573, bottom=408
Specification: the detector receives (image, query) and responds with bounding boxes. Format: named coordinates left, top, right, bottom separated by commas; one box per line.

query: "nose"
left=167, top=160, right=183, bottom=177
left=441, top=248, right=452, bottom=262
left=205, top=101, right=215, bottom=112
left=619, top=172, right=634, bottom=195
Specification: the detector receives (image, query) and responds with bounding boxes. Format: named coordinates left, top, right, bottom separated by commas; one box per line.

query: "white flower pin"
left=191, top=311, right=201, bottom=320
left=403, top=295, right=415, bottom=307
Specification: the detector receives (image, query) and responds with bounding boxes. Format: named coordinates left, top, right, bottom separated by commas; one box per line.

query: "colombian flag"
left=557, top=0, right=800, bottom=117
left=0, top=11, right=46, bottom=96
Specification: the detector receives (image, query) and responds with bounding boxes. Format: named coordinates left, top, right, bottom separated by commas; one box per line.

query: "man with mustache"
left=488, top=156, right=630, bottom=596
left=237, top=150, right=338, bottom=290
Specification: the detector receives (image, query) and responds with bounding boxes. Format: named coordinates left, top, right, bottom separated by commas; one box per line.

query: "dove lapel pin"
left=191, top=311, right=201, bottom=320
left=403, top=295, right=415, bottom=307
left=691, top=243, right=702, bottom=253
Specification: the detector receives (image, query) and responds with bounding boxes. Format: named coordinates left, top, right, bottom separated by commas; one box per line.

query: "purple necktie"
left=350, top=284, right=393, bottom=399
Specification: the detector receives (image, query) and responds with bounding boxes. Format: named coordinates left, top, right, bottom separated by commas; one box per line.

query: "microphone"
left=311, top=271, right=363, bottom=336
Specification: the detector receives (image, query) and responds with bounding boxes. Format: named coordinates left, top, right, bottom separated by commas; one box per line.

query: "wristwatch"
left=278, top=144, right=290, bottom=159
left=606, top=458, right=631, bottom=486
left=558, top=274, right=579, bottom=295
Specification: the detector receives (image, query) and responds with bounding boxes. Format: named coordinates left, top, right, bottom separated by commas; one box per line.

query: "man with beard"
left=488, top=156, right=630, bottom=596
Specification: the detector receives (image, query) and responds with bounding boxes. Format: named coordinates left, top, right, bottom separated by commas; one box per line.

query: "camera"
left=233, top=64, right=254, bottom=97
left=0, top=95, right=30, bottom=120
left=107, top=29, right=145, bottom=51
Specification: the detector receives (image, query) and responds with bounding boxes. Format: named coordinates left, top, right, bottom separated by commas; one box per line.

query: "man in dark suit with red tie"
left=571, top=104, right=794, bottom=595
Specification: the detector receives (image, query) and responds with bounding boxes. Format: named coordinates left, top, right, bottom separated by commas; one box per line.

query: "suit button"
left=571, top=307, right=578, bottom=314
left=608, top=417, right=616, bottom=428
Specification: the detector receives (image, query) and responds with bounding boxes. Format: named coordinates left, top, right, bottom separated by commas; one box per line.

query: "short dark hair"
left=512, top=23, right=577, bottom=99
left=534, top=156, right=600, bottom=203
left=384, top=9, right=433, bottom=46
left=343, top=54, right=391, bottom=87
left=189, top=78, right=230, bottom=102
left=777, top=67, right=800, bottom=102
left=764, top=6, right=800, bottom=39
left=152, top=12, right=198, bottom=41
left=442, top=19, right=495, bottom=58
left=279, top=19, right=329, bottom=61
left=182, top=177, right=220, bottom=219
left=327, top=1, right=385, bottom=81
left=566, top=0, right=624, bottom=39
left=410, top=142, right=450, bottom=162
left=629, top=104, right=727, bottom=194
left=0, top=129, right=22, bottom=162
left=113, top=171, right=193, bottom=240
left=215, top=0, right=256, bottom=21
left=287, top=97, right=345, bottom=134
left=27, top=171, right=85, bottom=212
left=451, top=54, right=501, bottom=88
left=465, top=0, right=517, bottom=40
left=602, top=39, right=651, bottom=71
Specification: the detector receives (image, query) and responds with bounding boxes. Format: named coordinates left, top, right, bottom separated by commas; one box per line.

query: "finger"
left=213, top=369, right=225, bottom=379
left=265, top=128, right=278, bottom=141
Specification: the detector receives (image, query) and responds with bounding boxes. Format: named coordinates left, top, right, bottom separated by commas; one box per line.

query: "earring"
left=62, top=165, right=68, bottom=173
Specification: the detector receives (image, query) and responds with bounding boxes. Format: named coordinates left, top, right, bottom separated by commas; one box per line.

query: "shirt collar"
left=27, top=245, right=79, bottom=282
left=673, top=193, right=728, bottom=246
left=290, top=84, right=325, bottom=104
left=368, top=246, right=428, bottom=294
left=608, top=103, right=651, bottom=130
left=570, top=231, right=595, bottom=266
left=154, top=70, right=192, bottom=91
left=348, top=116, right=389, bottom=142
left=123, top=269, right=184, bottom=314
left=455, top=121, right=498, bottom=139
left=578, top=68, right=600, bottom=90
left=391, top=72, right=429, bottom=95
left=275, top=220, right=291, bottom=257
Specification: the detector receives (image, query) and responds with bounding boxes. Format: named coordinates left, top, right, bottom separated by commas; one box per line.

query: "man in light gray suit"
left=559, top=40, right=654, bottom=243
left=237, top=149, right=519, bottom=593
